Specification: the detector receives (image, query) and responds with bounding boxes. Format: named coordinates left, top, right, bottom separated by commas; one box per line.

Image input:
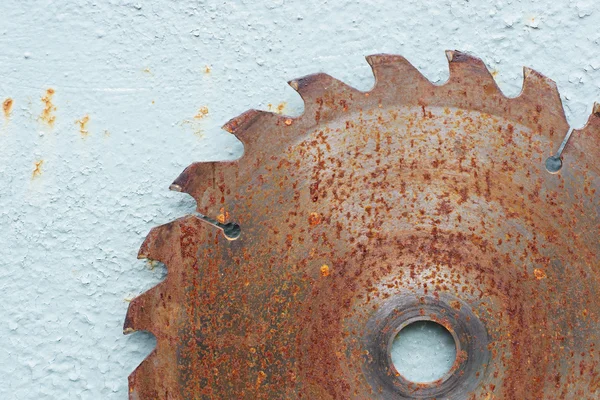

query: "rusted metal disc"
left=125, top=51, right=600, bottom=399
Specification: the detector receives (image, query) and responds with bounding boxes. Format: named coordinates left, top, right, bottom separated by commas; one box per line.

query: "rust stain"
left=146, top=260, right=159, bottom=270
left=32, top=160, right=44, bottom=178
left=75, top=115, right=90, bottom=136
left=194, top=106, right=209, bottom=119
left=284, top=118, right=293, bottom=126
left=204, top=65, right=211, bottom=74
left=181, top=107, right=210, bottom=137
left=3, top=98, right=13, bottom=118
left=320, top=264, right=330, bottom=277
left=40, top=89, right=56, bottom=126
left=255, top=371, right=267, bottom=388
left=268, top=102, right=287, bottom=114
left=308, top=212, right=322, bottom=226
left=534, top=268, right=547, bottom=280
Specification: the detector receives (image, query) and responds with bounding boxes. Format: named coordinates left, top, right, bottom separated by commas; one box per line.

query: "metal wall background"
left=1, top=0, right=599, bottom=398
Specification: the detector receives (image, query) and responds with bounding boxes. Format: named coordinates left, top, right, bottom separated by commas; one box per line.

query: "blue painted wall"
left=1, top=0, right=599, bottom=398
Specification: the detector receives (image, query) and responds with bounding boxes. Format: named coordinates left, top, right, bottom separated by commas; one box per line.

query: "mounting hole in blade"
left=390, top=321, right=457, bottom=383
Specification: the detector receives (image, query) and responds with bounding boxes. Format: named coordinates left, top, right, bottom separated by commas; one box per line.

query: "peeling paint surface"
left=1, top=1, right=600, bottom=399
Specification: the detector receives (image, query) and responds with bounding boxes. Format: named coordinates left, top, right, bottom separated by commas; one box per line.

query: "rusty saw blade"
left=124, top=51, right=600, bottom=399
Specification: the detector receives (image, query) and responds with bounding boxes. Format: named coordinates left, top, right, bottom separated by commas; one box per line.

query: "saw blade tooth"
left=570, top=102, right=600, bottom=166
left=171, top=161, right=237, bottom=221
left=123, top=284, right=165, bottom=335
left=288, top=72, right=362, bottom=119
left=138, top=215, right=210, bottom=265
left=520, top=67, right=561, bottom=100
left=223, top=109, right=291, bottom=152
left=138, top=221, right=177, bottom=262
left=127, top=349, right=164, bottom=400
left=222, top=109, right=270, bottom=135
left=516, top=67, right=569, bottom=141
left=365, top=54, right=433, bottom=99
left=445, top=50, right=500, bottom=93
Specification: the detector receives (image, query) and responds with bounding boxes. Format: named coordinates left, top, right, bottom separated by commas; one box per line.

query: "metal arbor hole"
left=390, top=321, right=457, bottom=383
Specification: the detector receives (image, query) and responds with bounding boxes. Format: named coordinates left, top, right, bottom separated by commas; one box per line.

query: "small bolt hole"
left=222, top=223, right=241, bottom=240
left=545, top=155, right=562, bottom=174
left=195, top=214, right=241, bottom=240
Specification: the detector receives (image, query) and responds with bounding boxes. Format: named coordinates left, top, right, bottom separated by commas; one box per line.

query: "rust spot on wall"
left=181, top=107, right=209, bottom=137
left=194, top=106, right=209, bottom=119
left=268, top=102, right=287, bottom=114
left=320, top=264, right=330, bottom=277
left=76, top=115, right=90, bottom=136
left=40, top=89, right=56, bottom=126
left=204, top=65, right=211, bottom=74
left=3, top=98, right=13, bottom=118
left=32, top=160, right=44, bottom=178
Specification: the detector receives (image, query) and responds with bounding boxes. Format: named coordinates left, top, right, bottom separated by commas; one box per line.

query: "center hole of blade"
left=390, top=321, right=457, bottom=383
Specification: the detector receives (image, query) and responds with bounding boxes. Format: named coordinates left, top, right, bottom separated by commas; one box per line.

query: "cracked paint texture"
left=0, top=0, right=599, bottom=398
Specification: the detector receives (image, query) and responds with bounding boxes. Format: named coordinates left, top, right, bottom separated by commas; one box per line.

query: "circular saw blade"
left=125, top=51, right=600, bottom=399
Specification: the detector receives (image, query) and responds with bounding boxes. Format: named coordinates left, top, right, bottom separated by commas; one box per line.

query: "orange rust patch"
left=194, top=106, right=209, bottom=119
left=484, top=84, right=496, bottom=95
left=450, top=300, right=462, bottom=310
left=32, top=160, right=44, bottom=178
left=268, top=102, right=287, bottom=114
left=534, top=268, right=547, bottom=280
left=3, top=98, right=13, bottom=118
left=256, top=370, right=267, bottom=387
left=40, top=89, right=56, bottom=126
left=320, top=264, right=330, bottom=277
left=284, top=118, right=293, bottom=126
left=76, top=115, right=90, bottom=136
left=308, top=212, right=322, bottom=226
left=204, top=65, right=211, bottom=74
